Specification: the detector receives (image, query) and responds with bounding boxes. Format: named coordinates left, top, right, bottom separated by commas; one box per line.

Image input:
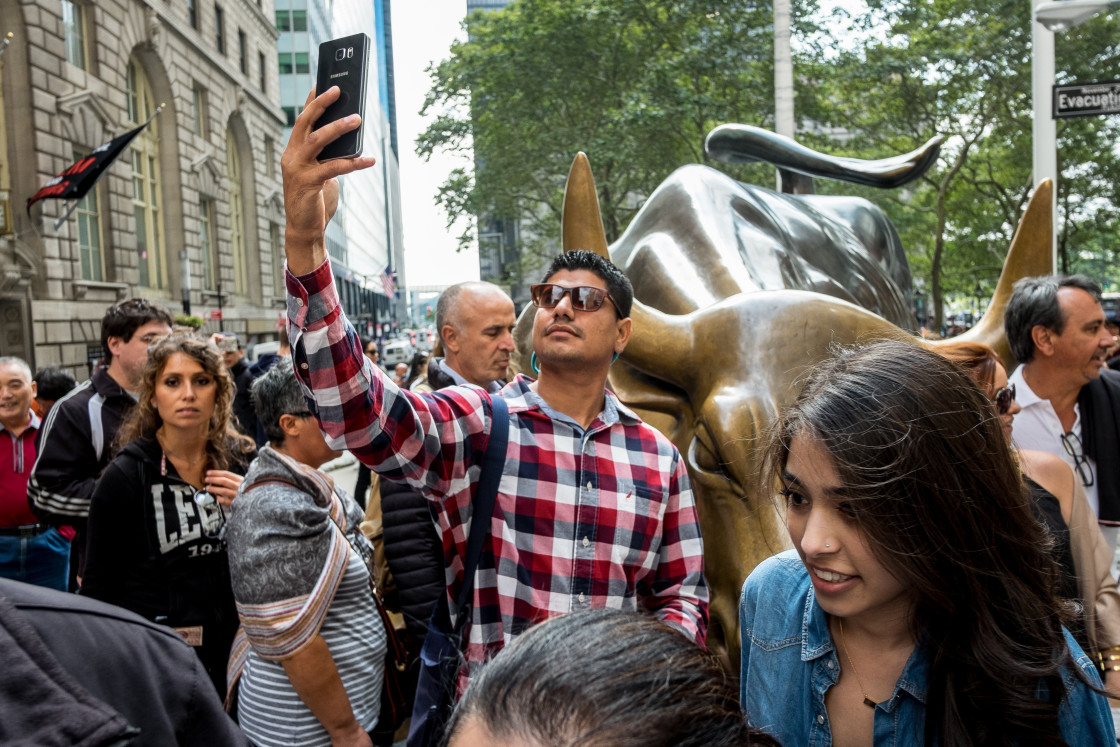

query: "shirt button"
left=300, top=363, right=308, bottom=370
left=582, top=537, right=589, bottom=547
left=827, top=659, right=835, bottom=669
left=586, top=481, right=592, bottom=490
left=296, top=298, right=304, bottom=307
left=578, top=593, right=585, bottom=603
left=817, top=714, right=825, bottom=725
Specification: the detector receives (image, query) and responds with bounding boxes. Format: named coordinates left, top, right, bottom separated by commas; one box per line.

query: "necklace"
left=156, top=433, right=206, bottom=467
left=838, top=617, right=877, bottom=709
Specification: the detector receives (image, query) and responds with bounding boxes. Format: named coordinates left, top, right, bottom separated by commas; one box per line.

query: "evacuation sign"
left=1053, top=81, right=1120, bottom=119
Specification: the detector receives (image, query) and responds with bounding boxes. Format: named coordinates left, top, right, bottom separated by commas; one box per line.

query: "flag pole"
left=51, top=103, right=165, bottom=231
left=0, top=32, right=13, bottom=59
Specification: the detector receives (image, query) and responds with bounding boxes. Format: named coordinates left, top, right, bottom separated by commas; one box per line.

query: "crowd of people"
left=2, top=84, right=1120, bottom=746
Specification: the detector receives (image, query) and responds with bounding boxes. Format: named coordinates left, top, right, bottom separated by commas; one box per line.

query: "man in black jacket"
left=0, top=577, right=247, bottom=746
left=381, top=281, right=515, bottom=645
left=28, top=298, right=172, bottom=586
left=215, top=333, right=258, bottom=439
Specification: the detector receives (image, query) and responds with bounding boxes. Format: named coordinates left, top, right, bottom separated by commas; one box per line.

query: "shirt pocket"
left=610, top=482, right=661, bottom=572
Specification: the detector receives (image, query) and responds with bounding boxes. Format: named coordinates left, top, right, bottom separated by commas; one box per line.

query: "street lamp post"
left=1032, top=0, right=1120, bottom=274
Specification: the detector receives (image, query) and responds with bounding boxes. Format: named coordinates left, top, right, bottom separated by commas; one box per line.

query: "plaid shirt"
left=286, top=260, right=708, bottom=676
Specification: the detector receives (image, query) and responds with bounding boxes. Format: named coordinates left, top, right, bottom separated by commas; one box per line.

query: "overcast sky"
left=393, top=0, right=479, bottom=289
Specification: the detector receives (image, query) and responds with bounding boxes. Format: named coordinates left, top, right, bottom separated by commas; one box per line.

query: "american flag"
left=381, top=268, right=396, bottom=298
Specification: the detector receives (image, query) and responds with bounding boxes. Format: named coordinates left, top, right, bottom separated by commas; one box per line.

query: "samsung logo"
left=330, top=71, right=348, bottom=79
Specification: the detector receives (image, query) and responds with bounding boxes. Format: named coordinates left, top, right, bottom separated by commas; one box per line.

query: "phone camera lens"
left=335, top=48, right=346, bottom=62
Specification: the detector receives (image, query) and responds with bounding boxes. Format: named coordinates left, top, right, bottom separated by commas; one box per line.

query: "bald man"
left=414, top=282, right=516, bottom=393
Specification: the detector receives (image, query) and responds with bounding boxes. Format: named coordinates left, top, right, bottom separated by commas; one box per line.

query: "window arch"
left=226, top=129, right=247, bottom=295
left=127, top=58, right=166, bottom=289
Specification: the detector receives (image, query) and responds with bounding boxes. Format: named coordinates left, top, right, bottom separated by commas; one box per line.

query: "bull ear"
left=930, top=179, right=1053, bottom=369
left=562, top=153, right=610, bottom=259
left=622, top=300, right=693, bottom=390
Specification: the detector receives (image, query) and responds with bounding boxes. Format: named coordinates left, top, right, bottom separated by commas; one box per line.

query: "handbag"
left=406, top=394, right=509, bottom=747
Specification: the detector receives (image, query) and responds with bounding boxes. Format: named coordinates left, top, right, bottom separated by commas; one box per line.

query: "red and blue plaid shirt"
left=286, top=260, right=708, bottom=677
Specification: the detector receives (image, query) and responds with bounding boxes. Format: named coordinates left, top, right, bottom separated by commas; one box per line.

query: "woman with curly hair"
left=82, top=332, right=256, bottom=698
left=739, top=339, right=1113, bottom=746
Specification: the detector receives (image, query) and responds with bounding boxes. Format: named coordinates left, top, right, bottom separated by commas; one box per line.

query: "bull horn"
left=929, top=179, right=1053, bottom=367
left=622, top=300, right=693, bottom=390
left=562, top=153, right=610, bottom=259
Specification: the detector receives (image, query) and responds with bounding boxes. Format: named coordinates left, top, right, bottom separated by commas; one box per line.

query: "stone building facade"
left=0, top=0, right=286, bottom=378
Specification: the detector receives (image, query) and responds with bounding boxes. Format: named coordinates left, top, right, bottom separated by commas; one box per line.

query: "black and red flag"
left=27, top=111, right=158, bottom=228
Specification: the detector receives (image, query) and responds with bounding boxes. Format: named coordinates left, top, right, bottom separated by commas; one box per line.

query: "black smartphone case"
left=313, top=33, right=370, bottom=161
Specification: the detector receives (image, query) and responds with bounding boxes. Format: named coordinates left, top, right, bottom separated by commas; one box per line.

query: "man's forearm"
left=281, top=635, right=369, bottom=745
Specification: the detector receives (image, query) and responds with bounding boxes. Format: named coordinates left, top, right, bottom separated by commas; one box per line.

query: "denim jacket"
left=739, top=551, right=1116, bottom=746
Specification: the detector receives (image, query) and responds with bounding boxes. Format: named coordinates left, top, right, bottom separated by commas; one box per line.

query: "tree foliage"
left=418, top=0, right=821, bottom=271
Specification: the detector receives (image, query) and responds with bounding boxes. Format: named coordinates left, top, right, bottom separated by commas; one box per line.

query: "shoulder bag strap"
left=453, top=394, right=509, bottom=612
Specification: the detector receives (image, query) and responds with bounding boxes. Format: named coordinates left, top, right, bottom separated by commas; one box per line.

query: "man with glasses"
left=280, top=94, right=706, bottom=690
left=1005, top=275, right=1120, bottom=557
left=29, top=298, right=172, bottom=588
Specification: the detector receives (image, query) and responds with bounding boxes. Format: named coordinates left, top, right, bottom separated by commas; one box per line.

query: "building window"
left=199, top=199, right=217, bottom=291
left=127, top=58, right=166, bottom=290
left=187, top=0, right=197, bottom=29
left=278, top=52, right=293, bottom=75
left=61, top=1, right=87, bottom=70
left=294, top=52, right=310, bottom=74
left=238, top=29, right=247, bottom=75
left=271, top=223, right=283, bottom=297
left=275, top=10, right=290, bottom=32
left=226, top=130, right=247, bottom=296
left=264, top=135, right=275, bottom=179
left=75, top=149, right=103, bottom=281
left=282, top=107, right=297, bottom=126
left=215, top=5, right=225, bottom=54
left=292, top=10, right=307, bottom=31
left=258, top=51, right=266, bottom=91
left=192, top=85, right=207, bottom=138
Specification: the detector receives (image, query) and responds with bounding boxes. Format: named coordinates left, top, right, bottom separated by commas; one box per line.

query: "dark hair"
left=407, top=351, right=428, bottom=384
left=933, top=340, right=1001, bottom=393
left=33, top=366, right=77, bottom=401
left=251, top=358, right=308, bottom=446
left=100, top=298, right=173, bottom=364
left=541, top=251, right=633, bottom=318
left=443, top=609, right=779, bottom=747
left=1004, top=275, right=1102, bottom=364
left=117, top=332, right=254, bottom=466
left=766, top=339, right=1077, bottom=746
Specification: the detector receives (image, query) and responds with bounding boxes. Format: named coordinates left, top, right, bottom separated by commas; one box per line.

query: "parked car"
left=381, top=339, right=414, bottom=368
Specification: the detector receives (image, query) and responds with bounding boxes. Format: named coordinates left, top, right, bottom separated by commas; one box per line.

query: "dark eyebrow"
left=781, top=470, right=851, bottom=499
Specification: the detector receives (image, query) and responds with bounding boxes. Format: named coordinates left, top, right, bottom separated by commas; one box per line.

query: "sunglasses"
left=992, top=383, right=1016, bottom=415
left=193, top=489, right=226, bottom=539
left=530, top=283, right=622, bottom=315
left=1061, top=431, right=1095, bottom=488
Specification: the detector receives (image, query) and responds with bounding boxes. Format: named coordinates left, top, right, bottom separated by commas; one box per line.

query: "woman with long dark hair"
left=82, top=333, right=256, bottom=698
left=739, top=339, right=1113, bottom=746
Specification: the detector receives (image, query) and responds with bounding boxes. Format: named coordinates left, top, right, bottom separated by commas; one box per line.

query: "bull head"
left=512, top=153, right=1053, bottom=672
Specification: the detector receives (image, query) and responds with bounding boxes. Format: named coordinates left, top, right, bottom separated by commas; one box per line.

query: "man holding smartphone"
left=281, top=87, right=707, bottom=693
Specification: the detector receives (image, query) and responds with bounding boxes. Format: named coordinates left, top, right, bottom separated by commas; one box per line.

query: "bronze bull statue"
left=511, top=140, right=1052, bottom=672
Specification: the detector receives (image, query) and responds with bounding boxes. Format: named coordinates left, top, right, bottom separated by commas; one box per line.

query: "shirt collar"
left=1008, top=365, right=1047, bottom=409
left=0, top=410, right=39, bottom=435
left=507, top=374, right=642, bottom=429
left=435, top=358, right=504, bottom=394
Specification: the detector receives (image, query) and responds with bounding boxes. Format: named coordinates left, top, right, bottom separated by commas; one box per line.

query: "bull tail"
left=704, top=124, right=942, bottom=191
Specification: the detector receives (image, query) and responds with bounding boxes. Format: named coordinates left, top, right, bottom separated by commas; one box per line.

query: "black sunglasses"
left=1061, top=431, right=1095, bottom=488
left=530, top=283, right=622, bottom=315
left=992, top=383, right=1016, bottom=415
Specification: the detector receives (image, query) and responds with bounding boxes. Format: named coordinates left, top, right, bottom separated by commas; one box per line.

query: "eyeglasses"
left=530, top=283, right=622, bottom=315
left=991, top=383, right=1016, bottom=415
left=193, top=489, right=226, bottom=539
left=1060, top=432, right=1095, bottom=488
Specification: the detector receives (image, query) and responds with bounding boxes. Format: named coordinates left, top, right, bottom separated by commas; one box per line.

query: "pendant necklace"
left=838, top=617, right=878, bottom=709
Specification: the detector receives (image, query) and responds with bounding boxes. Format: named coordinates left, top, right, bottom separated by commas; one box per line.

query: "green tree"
left=418, top=0, right=821, bottom=267
left=803, top=0, right=1120, bottom=328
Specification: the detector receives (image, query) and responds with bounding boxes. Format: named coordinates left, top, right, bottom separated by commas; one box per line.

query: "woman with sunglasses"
left=938, top=340, right=1120, bottom=699
left=739, top=340, right=1113, bottom=746
left=82, top=333, right=256, bottom=699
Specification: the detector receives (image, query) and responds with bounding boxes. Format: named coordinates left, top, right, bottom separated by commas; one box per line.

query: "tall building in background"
left=465, top=0, right=536, bottom=311
left=275, top=0, right=406, bottom=338
left=1, top=0, right=286, bottom=375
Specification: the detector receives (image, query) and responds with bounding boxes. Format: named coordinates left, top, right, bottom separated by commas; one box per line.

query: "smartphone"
left=313, top=33, right=370, bottom=161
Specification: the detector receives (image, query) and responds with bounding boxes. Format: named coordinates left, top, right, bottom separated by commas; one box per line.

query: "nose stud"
left=825, top=543, right=831, bottom=549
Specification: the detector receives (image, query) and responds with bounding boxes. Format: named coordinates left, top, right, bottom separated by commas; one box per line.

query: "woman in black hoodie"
left=83, top=332, right=256, bottom=699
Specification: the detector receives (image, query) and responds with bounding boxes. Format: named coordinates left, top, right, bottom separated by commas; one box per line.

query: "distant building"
left=277, top=0, right=406, bottom=339
left=2, top=0, right=286, bottom=376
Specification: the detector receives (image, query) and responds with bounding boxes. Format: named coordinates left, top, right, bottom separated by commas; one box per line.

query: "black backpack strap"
left=453, top=394, right=508, bottom=611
